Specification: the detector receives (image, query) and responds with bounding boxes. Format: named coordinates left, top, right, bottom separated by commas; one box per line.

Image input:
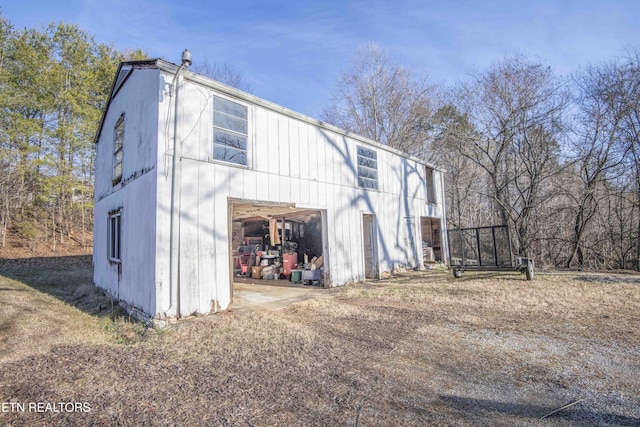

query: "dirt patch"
left=0, top=266, right=639, bottom=426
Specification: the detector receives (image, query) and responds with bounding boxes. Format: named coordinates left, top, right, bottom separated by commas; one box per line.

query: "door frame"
left=362, top=213, right=379, bottom=279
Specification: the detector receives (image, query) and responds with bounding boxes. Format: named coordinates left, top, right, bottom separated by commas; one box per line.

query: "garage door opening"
left=229, top=201, right=327, bottom=305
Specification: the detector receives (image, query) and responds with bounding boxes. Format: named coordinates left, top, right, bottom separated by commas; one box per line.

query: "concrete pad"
left=232, top=278, right=326, bottom=311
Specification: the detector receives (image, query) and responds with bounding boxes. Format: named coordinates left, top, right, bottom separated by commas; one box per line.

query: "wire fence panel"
left=448, top=225, right=513, bottom=268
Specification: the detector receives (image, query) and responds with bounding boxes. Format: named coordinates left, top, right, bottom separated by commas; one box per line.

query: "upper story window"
left=213, top=96, right=248, bottom=166
left=425, top=166, right=437, bottom=205
left=113, top=114, right=124, bottom=185
left=357, top=146, right=378, bottom=190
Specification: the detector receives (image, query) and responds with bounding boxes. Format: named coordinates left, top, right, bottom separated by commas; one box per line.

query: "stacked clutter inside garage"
left=232, top=210, right=324, bottom=286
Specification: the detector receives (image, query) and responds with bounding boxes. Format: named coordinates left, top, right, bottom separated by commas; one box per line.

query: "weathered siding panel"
left=267, top=110, right=280, bottom=176
left=94, top=67, right=160, bottom=316
left=243, top=168, right=257, bottom=201
left=316, top=128, right=327, bottom=185
left=298, top=122, right=311, bottom=183
left=289, top=120, right=300, bottom=179
left=179, top=159, right=201, bottom=315
left=254, top=106, right=269, bottom=172
left=154, top=74, right=172, bottom=316
left=197, top=158, right=217, bottom=311
left=212, top=183, right=231, bottom=310
left=278, top=115, right=290, bottom=178
left=120, top=171, right=158, bottom=314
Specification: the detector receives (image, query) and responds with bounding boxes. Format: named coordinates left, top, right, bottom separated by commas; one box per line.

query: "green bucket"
left=290, top=270, right=302, bottom=284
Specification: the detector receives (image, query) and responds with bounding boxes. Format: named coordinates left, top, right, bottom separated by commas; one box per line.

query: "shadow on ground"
left=0, top=255, right=119, bottom=319
left=1, top=255, right=329, bottom=318
left=439, top=395, right=640, bottom=426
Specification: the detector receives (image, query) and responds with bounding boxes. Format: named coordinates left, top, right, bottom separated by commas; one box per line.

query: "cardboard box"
left=313, top=255, right=323, bottom=269
left=251, top=266, right=265, bottom=279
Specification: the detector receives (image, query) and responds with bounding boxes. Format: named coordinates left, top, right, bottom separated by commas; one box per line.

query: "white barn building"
left=93, top=57, right=448, bottom=319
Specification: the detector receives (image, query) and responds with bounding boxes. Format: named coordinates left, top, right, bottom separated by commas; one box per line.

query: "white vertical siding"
left=267, top=110, right=280, bottom=176
left=120, top=172, right=158, bottom=313
left=154, top=74, right=172, bottom=316
left=254, top=106, right=269, bottom=172
left=179, top=160, right=200, bottom=314
left=212, top=181, right=231, bottom=310
left=94, top=67, right=161, bottom=316
left=278, top=115, right=290, bottom=178
left=298, top=122, right=310, bottom=183
left=197, top=158, right=216, bottom=311
left=242, top=168, right=257, bottom=201
left=289, top=120, right=300, bottom=179
left=316, top=128, right=327, bottom=185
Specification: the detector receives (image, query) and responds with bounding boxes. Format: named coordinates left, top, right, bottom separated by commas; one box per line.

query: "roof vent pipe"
left=181, top=49, right=192, bottom=67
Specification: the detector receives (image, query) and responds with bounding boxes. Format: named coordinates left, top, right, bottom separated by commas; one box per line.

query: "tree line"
left=323, top=43, right=640, bottom=270
left=2, top=10, right=639, bottom=270
left=0, top=12, right=143, bottom=252
left=0, top=11, right=250, bottom=255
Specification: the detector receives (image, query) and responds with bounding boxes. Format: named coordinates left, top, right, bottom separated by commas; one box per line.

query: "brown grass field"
left=1, top=256, right=639, bottom=426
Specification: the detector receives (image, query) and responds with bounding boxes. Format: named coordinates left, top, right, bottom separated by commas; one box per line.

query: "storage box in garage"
left=261, top=265, right=276, bottom=279
left=303, top=268, right=323, bottom=285
left=251, top=266, right=265, bottom=279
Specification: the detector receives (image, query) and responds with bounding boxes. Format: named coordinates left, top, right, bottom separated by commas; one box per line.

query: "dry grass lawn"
left=0, top=257, right=639, bottom=426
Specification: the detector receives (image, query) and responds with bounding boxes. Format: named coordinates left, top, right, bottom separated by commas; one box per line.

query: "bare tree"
left=450, top=56, right=569, bottom=257
left=618, top=50, right=640, bottom=270
left=428, top=104, right=490, bottom=229
left=566, top=61, right=631, bottom=267
left=321, top=42, right=434, bottom=157
left=598, top=180, right=637, bottom=269
left=193, top=60, right=253, bottom=93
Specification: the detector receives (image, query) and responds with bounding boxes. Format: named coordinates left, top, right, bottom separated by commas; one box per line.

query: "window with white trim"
left=357, top=146, right=378, bottom=190
left=113, top=114, right=124, bottom=184
left=213, top=96, right=248, bottom=166
left=108, top=212, right=121, bottom=262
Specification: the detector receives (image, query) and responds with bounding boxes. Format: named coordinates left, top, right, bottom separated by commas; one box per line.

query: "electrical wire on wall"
left=162, top=70, right=215, bottom=179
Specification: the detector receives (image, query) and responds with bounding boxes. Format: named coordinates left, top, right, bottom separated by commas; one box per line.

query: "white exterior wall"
left=151, top=70, right=447, bottom=317
left=93, top=68, right=160, bottom=316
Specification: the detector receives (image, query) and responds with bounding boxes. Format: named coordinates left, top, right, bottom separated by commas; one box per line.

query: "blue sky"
left=3, top=0, right=639, bottom=118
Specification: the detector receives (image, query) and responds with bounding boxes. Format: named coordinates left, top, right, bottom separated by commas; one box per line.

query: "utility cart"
left=447, top=225, right=534, bottom=280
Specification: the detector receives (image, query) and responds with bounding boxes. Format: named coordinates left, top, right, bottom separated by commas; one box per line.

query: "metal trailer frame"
left=447, top=225, right=534, bottom=280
